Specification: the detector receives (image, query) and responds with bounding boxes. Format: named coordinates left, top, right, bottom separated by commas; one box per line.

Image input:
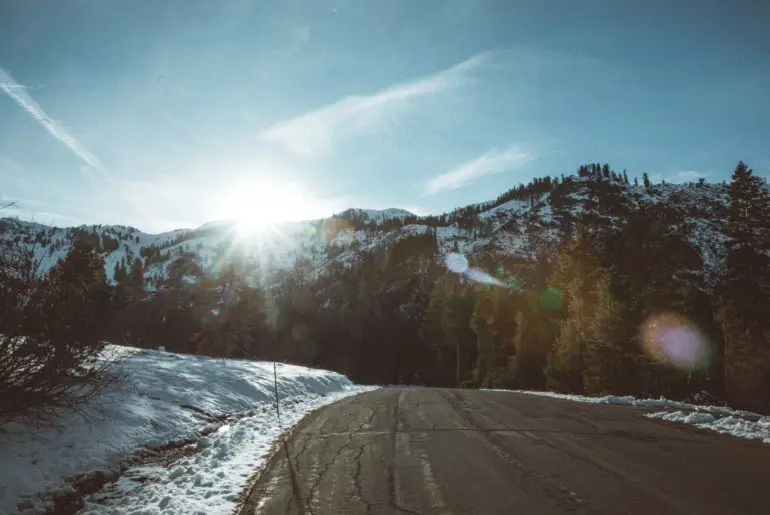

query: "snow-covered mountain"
left=0, top=175, right=733, bottom=291
left=333, top=207, right=415, bottom=223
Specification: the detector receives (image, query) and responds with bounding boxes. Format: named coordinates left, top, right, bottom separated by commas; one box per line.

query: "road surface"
left=239, top=388, right=770, bottom=514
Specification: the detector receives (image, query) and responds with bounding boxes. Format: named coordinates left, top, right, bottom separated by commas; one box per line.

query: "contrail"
left=0, top=68, right=106, bottom=172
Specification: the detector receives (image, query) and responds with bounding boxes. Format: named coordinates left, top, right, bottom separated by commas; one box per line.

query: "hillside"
left=0, top=173, right=732, bottom=291
left=0, top=346, right=371, bottom=514
left=3, top=162, right=768, bottom=411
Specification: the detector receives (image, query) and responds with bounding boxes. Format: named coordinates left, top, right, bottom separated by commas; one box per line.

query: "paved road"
left=239, top=388, right=770, bottom=514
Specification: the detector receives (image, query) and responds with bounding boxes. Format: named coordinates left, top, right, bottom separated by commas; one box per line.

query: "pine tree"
left=545, top=228, right=601, bottom=392
left=126, top=257, right=146, bottom=303
left=129, top=258, right=144, bottom=287
left=467, top=286, right=513, bottom=388
left=580, top=273, right=629, bottom=394
left=1, top=235, right=115, bottom=425
left=44, top=239, right=112, bottom=369
left=223, top=284, right=267, bottom=358
left=470, top=291, right=496, bottom=387
left=425, top=277, right=476, bottom=387
left=50, top=239, right=109, bottom=295
left=715, top=161, right=770, bottom=409
left=113, top=261, right=126, bottom=284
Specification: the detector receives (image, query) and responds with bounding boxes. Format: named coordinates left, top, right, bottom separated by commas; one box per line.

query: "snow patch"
left=508, top=390, right=770, bottom=445
left=0, top=346, right=374, bottom=514
left=646, top=411, right=770, bottom=444
left=79, top=387, right=372, bottom=514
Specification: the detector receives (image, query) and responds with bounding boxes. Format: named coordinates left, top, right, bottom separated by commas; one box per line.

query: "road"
left=239, top=388, right=770, bottom=514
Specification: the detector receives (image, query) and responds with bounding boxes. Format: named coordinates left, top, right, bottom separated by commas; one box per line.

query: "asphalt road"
left=239, top=388, right=770, bottom=515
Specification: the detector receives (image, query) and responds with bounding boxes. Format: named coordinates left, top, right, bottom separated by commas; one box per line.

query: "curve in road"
left=239, top=387, right=770, bottom=515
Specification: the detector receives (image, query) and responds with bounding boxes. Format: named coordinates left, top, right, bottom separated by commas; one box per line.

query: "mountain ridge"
left=0, top=172, right=737, bottom=293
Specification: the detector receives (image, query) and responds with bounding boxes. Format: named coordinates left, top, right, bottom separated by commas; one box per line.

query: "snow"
left=478, top=199, right=528, bottom=221
left=510, top=390, right=770, bottom=445
left=2, top=176, right=737, bottom=291
left=646, top=411, right=770, bottom=445
left=0, top=346, right=374, bottom=514
left=334, top=208, right=414, bottom=223
left=400, top=223, right=431, bottom=236
left=508, top=389, right=702, bottom=408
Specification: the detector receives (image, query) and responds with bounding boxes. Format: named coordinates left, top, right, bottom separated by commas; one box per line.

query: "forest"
left=2, top=161, right=769, bottom=424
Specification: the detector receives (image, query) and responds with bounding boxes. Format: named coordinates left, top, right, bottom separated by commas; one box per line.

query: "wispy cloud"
left=673, top=170, right=702, bottom=182
left=665, top=170, right=707, bottom=183
left=422, top=144, right=535, bottom=196
left=0, top=68, right=105, bottom=173
left=259, top=52, right=493, bottom=157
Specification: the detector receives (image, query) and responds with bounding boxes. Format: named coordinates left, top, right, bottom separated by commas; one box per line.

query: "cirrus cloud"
left=259, top=51, right=494, bottom=157
left=423, top=144, right=536, bottom=196
left=0, top=68, right=106, bottom=174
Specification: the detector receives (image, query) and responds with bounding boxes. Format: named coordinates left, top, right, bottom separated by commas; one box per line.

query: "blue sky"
left=1, top=0, right=769, bottom=233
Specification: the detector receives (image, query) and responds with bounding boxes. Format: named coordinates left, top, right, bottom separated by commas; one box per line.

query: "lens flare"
left=538, top=286, right=564, bottom=311
left=445, top=253, right=469, bottom=274
left=640, top=313, right=714, bottom=370
left=444, top=253, right=507, bottom=287
left=464, top=268, right=506, bottom=287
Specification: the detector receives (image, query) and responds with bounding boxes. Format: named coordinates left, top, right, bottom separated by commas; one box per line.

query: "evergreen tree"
left=470, top=286, right=524, bottom=388
left=545, top=227, right=601, bottom=392
left=122, top=257, right=146, bottom=304
left=580, top=273, right=629, bottom=394
left=0, top=236, right=115, bottom=425
left=425, top=277, right=477, bottom=387
left=113, top=260, right=126, bottom=284
left=715, top=161, right=770, bottom=409
left=42, top=239, right=112, bottom=370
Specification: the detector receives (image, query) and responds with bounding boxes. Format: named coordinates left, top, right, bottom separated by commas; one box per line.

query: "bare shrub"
left=0, top=236, right=117, bottom=430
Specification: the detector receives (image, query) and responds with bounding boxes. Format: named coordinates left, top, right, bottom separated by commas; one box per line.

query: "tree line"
left=2, top=161, right=768, bottom=426
left=106, top=161, right=769, bottom=411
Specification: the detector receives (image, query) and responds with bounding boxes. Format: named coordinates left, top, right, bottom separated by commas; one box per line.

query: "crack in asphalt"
left=476, top=395, right=701, bottom=514
left=302, top=403, right=379, bottom=514
left=352, top=441, right=373, bottom=514
left=442, top=390, right=592, bottom=514
left=241, top=388, right=770, bottom=515
left=282, top=438, right=307, bottom=515
left=384, top=391, right=422, bottom=515
left=303, top=432, right=352, bottom=513
left=350, top=406, right=379, bottom=513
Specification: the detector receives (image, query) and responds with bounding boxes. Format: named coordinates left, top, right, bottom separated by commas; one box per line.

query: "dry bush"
left=0, top=238, right=117, bottom=430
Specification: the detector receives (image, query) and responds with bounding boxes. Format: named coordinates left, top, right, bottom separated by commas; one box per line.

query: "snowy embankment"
left=0, top=346, right=375, bottom=514
left=510, top=390, right=770, bottom=445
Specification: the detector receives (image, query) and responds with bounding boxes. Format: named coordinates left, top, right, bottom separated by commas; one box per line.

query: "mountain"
left=333, top=207, right=415, bottom=223
left=4, top=163, right=769, bottom=410
left=0, top=175, right=731, bottom=292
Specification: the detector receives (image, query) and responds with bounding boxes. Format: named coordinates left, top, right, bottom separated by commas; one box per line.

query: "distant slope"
left=0, top=176, right=734, bottom=291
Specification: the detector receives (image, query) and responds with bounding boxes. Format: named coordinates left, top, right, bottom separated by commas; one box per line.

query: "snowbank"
left=507, top=389, right=731, bottom=410
left=509, top=390, right=770, bottom=445
left=0, top=346, right=374, bottom=514
left=646, top=411, right=770, bottom=445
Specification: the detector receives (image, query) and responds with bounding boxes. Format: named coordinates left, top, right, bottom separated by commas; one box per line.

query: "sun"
left=214, top=179, right=321, bottom=238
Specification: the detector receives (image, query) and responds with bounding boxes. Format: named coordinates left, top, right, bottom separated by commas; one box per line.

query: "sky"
left=1, top=0, right=769, bottom=233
